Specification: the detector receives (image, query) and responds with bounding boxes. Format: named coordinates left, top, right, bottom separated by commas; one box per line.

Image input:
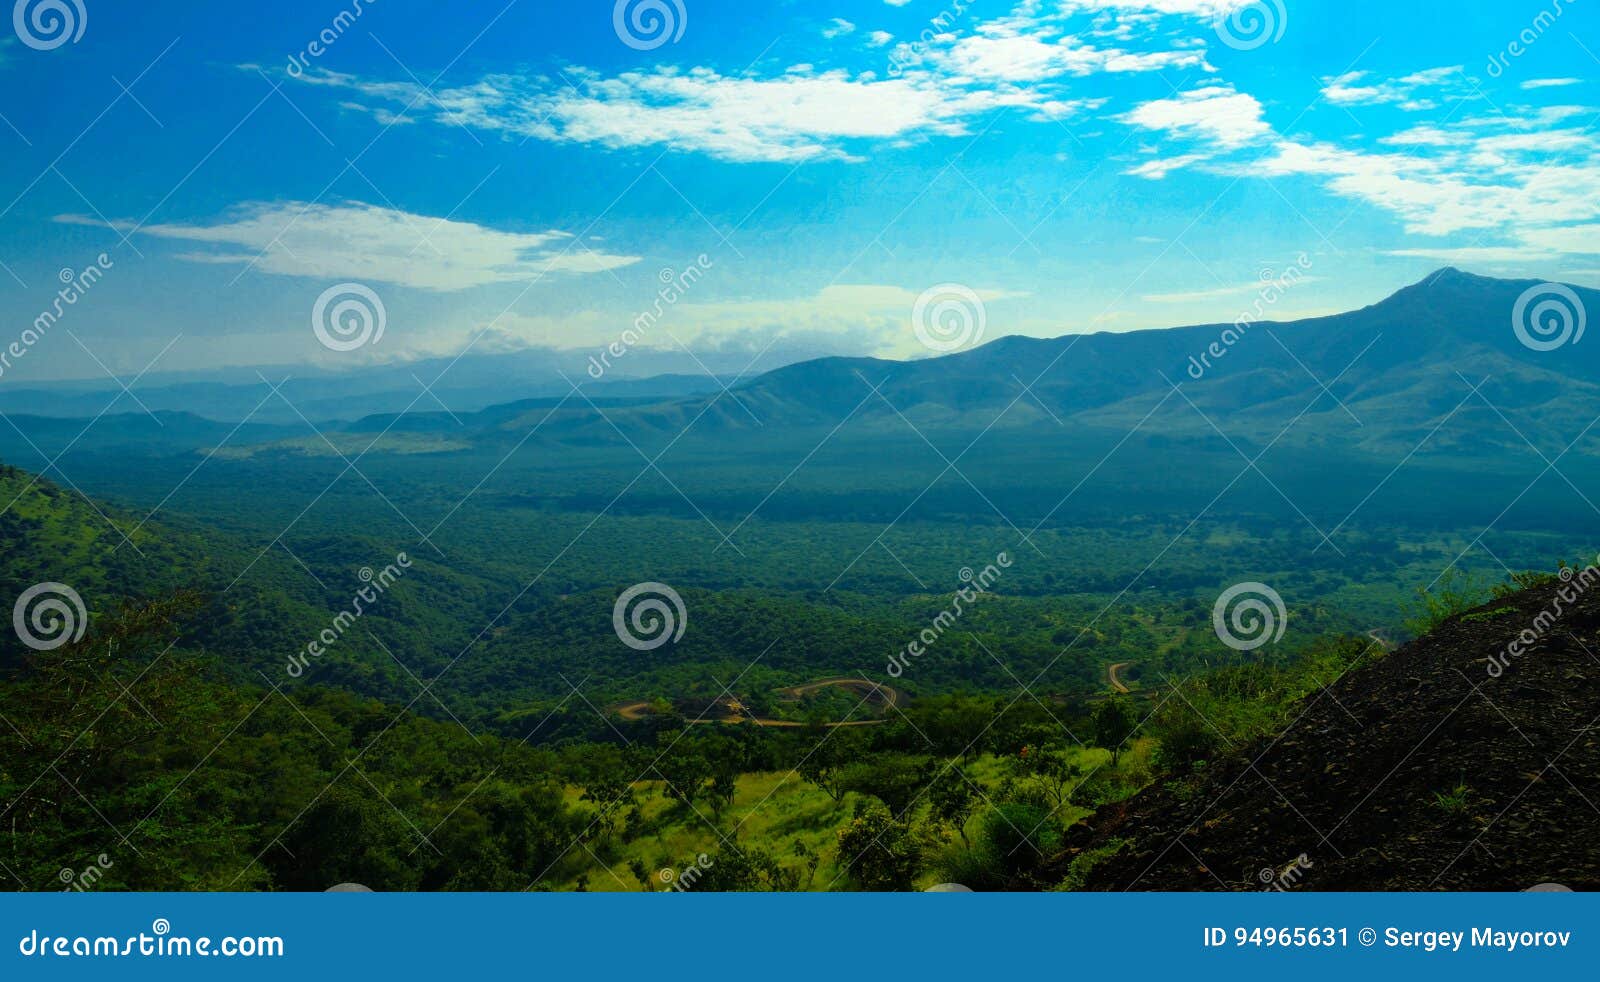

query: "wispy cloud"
left=823, top=18, right=857, bottom=39
left=297, top=59, right=1123, bottom=164
left=1319, top=66, right=1476, bottom=112
left=1521, top=77, right=1583, bottom=90
left=58, top=202, right=640, bottom=291
left=290, top=0, right=1228, bottom=165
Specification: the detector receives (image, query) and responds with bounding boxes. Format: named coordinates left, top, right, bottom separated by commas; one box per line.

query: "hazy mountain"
left=433, top=269, right=1598, bottom=460
left=0, top=348, right=737, bottom=425
left=3, top=270, right=1593, bottom=466
left=643, top=268, right=1597, bottom=441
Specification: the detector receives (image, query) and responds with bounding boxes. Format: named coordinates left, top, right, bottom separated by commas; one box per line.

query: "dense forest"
left=4, top=460, right=1570, bottom=891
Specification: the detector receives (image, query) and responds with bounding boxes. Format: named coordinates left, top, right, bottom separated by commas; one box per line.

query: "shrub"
left=982, top=802, right=1061, bottom=873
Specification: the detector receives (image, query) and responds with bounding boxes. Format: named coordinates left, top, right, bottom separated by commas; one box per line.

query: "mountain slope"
left=1043, top=570, right=1600, bottom=891
left=466, top=268, right=1600, bottom=454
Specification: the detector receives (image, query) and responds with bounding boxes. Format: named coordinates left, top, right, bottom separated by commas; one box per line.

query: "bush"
left=1151, top=720, right=1220, bottom=773
left=982, top=802, right=1061, bottom=873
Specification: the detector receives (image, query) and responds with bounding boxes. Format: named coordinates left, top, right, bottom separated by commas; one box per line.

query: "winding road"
left=1107, top=661, right=1134, bottom=694
left=611, top=678, right=903, bottom=728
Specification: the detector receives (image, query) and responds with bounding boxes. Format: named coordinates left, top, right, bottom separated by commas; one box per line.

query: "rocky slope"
left=1046, top=570, right=1600, bottom=891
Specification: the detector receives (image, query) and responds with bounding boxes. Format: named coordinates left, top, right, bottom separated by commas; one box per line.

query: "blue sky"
left=1, top=0, right=1597, bottom=382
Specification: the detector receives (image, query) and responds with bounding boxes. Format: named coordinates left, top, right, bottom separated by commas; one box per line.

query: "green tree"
left=796, top=729, right=866, bottom=802
left=927, top=764, right=978, bottom=844
left=1092, top=697, right=1138, bottom=766
left=835, top=800, right=920, bottom=891
left=835, top=754, right=933, bottom=818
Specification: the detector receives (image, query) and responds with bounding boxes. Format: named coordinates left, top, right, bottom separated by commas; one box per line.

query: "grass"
left=555, top=769, right=855, bottom=891
left=1459, top=606, right=1516, bottom=624
left=554, top=746, right=1129, bottom=891
left=1432, top=778, right=1472, bottom=817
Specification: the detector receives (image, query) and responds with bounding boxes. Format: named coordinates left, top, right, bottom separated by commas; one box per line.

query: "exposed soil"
left=1041, top=575, right=1600, bottom=891
left=610, top=678, right=903, bottom=727
left=1107, top=662, right=1134, bottom=694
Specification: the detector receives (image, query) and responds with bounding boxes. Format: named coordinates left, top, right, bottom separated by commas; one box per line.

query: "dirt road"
left=1107, top=662, right=1134, bottom=694
left=610, top=677, right=903, bottom=728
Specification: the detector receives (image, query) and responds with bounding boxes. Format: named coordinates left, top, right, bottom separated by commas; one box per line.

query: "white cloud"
left=1319, top=66, right=1473, bottom=112
left=301, top=38, right=1138, bottom=164
left=295, top=0, right=1229, bottom=165
left=823, top=18, right=856, bottom=39
left=1118, top=64, right=1600, bottom=265
left=1126, top=152, right=1209, bottom=178
left=1522, top=78, right=1582, bottom=90
left=1520, top=225, right=1600, bottom=256
left=458, top=283, right=1028, bottom=360
left=1122, top=85, right=1270, bottom=149
left=1385, top=245, right=1562, bottom=264
left=932, top=28, right=1210, bottom=83
left=1064, top=0, right=1245, bottom=15
left=66, top=201, right=640, bottom=291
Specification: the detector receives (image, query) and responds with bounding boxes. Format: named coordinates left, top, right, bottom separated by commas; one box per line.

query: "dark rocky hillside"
left=1042, top=569, right=1600, bottom=891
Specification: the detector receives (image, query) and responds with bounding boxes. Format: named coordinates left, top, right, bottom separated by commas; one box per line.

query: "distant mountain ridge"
left=2, top=270, right=1594, bottom=463
left=451, top=268, right=1598, bottom=458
